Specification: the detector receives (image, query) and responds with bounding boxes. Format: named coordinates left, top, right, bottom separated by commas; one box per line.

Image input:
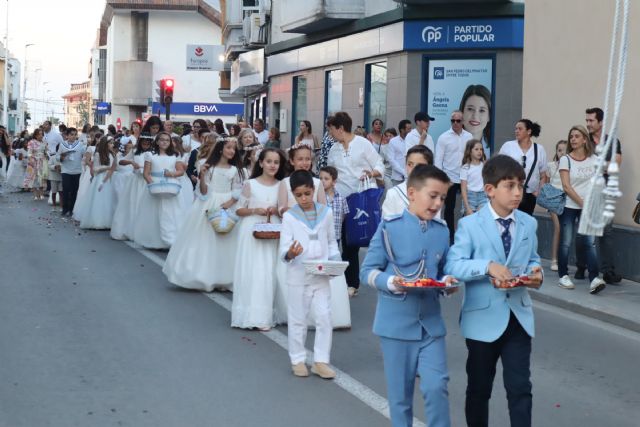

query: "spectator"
left=318, top=125, right=337, bottom=170
left=404, top=111, right=435, bottom=154
left=376, top=127, right=395, bottom=190
left=499, top=119, right=548, bottom=215
left=229, top=124, right=241, bottom=137
left=294, top=120, right=319, bottom=150
left=546, top=140, right=568, bottom=272
left=388, top=119, right=412, bottom=185
left=265, top=127, right=281, bottom=149
left=253, top=118, right=269, bottom=145
left=214, top=118, right=228, bottom=137
left=557, top=125, right=606, bottom=294
left=163, top=120, right=179, bottom=137
left=141, top=116, right=163, bottom=137
left=42, top=120, right=63, bottom=157
left=182, top=119, right=208, bottom=151
left=366, top=119, right=384, bottom=146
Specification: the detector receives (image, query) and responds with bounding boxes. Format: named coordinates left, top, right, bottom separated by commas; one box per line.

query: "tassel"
left=578, top=175, right=607, bottom=236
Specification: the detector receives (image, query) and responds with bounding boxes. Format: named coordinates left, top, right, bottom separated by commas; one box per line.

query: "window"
left=292, top=75, right=307, bottom=142
left=131, top=12, right=149, bottom=61
left=325, top=69, right=343, bottom=119
left=365, top=62, right=387, bottom=131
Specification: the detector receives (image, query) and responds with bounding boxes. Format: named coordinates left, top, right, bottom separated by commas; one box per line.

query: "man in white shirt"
left=404, top=111, right=435, bottom=155
left=253, top=118, right=269, bottom=145
left=43, top=120, right=64, bottom=157
left=435, top=110, right=473, bottom=242
left=163, top=120, right=179, bottom=138
left=388, top=119, right=412, bottom=185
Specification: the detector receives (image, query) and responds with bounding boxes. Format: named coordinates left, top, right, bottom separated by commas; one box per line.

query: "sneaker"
left=558, top=275, right=575, bottom=289
left=291, top=363, right=309, bottom=377
left=311, top=362, right=336, bottom=379
left=348, top=287, right=358, bottom=298
left=589, top=278, right=606, bottom=294
left=574, top=268, right=586, bottom=280
left=603, top=271, right=622, bottom=284
left=550, top=260, right=558, bottom=271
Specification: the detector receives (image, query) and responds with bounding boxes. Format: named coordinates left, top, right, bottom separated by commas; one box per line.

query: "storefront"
left=266, top=15, right=524, bottom=149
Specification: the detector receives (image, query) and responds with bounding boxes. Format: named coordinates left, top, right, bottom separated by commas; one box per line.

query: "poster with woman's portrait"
left=425, top=58, right=494, bottom=155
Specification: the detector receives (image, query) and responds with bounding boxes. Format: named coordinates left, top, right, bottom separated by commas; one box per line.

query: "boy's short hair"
left=482, top=155, right=525, bottom=187
left=320, top=166, right=338, bottom=181
left=406, top=145, right=434, bottom=165
left=66, top=127, right=78, bottom=135
left=407, top=164, right=450, bottom=190
left=326, top=112, right=353, bottom=133
left=289, top=170, right=315, bottom=192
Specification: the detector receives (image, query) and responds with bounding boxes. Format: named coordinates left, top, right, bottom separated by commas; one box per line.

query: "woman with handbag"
left=326, top=112, right=384, bottom=297
left=546, top=140, right=568, bottom=271
left=557, top=126, right=606, bottom=294
left=163, top=138, right=245, bottom=291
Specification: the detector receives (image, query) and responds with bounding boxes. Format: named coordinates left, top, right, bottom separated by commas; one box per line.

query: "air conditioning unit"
left=242, top=13, right=267, bottom=45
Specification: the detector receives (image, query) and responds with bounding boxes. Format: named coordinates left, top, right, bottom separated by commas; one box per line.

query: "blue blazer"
left=360, top=210, right=450, bottom=341
left=444, top=205, right=542, bottom=343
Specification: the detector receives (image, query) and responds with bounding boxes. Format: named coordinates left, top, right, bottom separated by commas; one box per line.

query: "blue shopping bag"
left=345, top=179, right=384, bottom=247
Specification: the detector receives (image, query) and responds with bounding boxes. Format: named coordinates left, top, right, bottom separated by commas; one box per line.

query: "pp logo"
left=433, top=67, right=445, bottom=80
left=421, top=26, right=443, bottom=44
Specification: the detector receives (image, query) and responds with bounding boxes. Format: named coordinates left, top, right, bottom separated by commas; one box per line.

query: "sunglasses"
left=450, top=119, right=462, bottom=123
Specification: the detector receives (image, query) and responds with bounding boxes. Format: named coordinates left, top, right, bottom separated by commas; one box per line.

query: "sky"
left=2, top=0, right=105, bottom=123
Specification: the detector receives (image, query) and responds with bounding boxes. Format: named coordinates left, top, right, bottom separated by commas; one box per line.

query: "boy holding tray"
left=360, top=164, right=457, bottom=427
left=280, top=170, right=342, bottom=379
left=445, top=155, right=543, bottom=427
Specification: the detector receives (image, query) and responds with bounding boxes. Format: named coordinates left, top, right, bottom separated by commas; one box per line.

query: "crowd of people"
left=0, top=105, right=624, bottom=427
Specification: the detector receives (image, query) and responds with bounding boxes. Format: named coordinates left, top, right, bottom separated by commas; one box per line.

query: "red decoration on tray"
left=402, top=278, right=447, bottom=288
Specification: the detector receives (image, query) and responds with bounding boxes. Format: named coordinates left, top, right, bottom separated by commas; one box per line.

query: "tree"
left=77, top=98, right=90, bottom=127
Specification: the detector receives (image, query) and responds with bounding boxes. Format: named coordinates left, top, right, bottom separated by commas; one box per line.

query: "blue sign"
left=96, top=102, right=111, bottom=115
left=404, top=18, right=524, bottom=50
left=152, top=102, right=244, bottom=116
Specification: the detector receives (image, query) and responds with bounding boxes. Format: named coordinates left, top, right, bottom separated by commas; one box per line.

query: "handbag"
left=345, top=177, right=384, bottom=247
left=206, top=208, right=237, bottom=234
left=537, top=184, right=566, bottom=215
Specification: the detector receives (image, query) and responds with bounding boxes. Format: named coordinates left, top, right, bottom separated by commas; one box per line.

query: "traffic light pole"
left=165, top=102, right=171, bottom=120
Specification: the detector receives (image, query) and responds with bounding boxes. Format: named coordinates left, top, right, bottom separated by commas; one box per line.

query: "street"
left=1, top=191, right=639, bottom=427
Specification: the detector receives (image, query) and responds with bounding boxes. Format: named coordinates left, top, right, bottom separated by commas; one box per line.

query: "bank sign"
left=404, top=18, right=524, bottom=50
left=96, top=102, right=111, bottom=115
left=152, top=102, right=244, bottom=116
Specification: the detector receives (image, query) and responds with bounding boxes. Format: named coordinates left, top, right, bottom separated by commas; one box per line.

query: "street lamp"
left=2, top=0, right=10, bottom=127
left=41, top=81, right=49, bottom=124
left=23, top=43, right=34, bottom=98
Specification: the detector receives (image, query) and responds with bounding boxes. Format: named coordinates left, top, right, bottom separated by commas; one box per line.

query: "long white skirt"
left=79, top=172, right=115, bottom=230
left=110, top=174, right=146, bottom=241
left=231, top=214, right=280, bottom=329
left=163, top=191, right=239, bottom=291
left=73, top=166, right=93, bottom=221
left=132, top=184, right=181, bottom=249
left=275, top=262, right=351, bottom=329
left=112, top=170, right=132, bottom=206
left=178, top=174, right=194, bottom=215
left=5, top=160, right=26, bottom=191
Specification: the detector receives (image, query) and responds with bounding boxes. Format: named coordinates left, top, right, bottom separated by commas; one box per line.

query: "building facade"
left=96, top=0, right=242, bottom=127
left=62, top=81, right=92, bottom=129
left=0, top=43, right=23, bottom=134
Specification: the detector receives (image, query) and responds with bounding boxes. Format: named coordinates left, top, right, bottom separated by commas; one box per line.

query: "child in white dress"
left=5, top=143, right=27, bottom=191
left=382, top=145, right=433, bottom=219
left=79, top=136, right=116, bottom=229
left=110, top=135, right=153, bottom=240
left=231, top=147, right=286, bottom=330
left=280, top=170, right=340, bottom=379
left=73, top=132, right=100, bottom=221
left=172, top=135, right=195, bottom=214
left=163, top=137, right=246, bottom=291
left=112, top=141, right=134, bottom=205
left=133, top=132, right=185, bottom=249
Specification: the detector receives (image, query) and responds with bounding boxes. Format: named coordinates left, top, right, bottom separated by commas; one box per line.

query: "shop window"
left=365, top=62, right=387, bottom=131
left=325, top=69, right=343, bottom=120
left=292, top=75, right=307, bottom=142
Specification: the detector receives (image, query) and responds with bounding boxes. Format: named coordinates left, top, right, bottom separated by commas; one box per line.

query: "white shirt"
left=254, top=129, right=269, bottom=145
left=327, top=135, right=385, bottom=198
left=57, top=140, right=86, bottom=175
left=434, top=128, right=473, bottom=183
left=182, top=134, right=201, bottom=151
left=388, top=136, right=407, bottom=181
left=487, top=201, right=516, bottom=239
left=460, top=162, right=485, bottom=192
left=382, top=182, right=409, bottom=219
left=547, top=161, right=562, bottom=190
left=558, top=154, right=597, bottom=210
left=499, top=140, right=548, bottom=194
left=44, top=130, right=64, bottom=156
left=404, top=128, right=434, bottom=155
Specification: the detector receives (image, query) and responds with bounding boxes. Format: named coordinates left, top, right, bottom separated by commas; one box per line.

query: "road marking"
left=125, top=241, right=426, bottom=427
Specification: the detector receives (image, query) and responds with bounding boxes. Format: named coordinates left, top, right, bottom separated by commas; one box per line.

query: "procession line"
left=124, top=241, right=426, bottom=427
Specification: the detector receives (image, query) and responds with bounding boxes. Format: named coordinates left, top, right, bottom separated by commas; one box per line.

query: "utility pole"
left=2, top=0, right=9, bottom=127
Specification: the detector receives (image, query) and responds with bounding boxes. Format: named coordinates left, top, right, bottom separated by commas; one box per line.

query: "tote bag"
left=345, top=177, right=383, bottom=247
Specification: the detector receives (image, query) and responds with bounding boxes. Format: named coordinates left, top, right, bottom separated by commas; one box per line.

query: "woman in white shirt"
left=326, top=112, right=384, bottom=296
left=556, top=126, right=605, bottom=294
left=499, top=119, right=548, bottom=215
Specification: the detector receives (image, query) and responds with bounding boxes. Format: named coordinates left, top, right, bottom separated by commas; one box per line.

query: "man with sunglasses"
left=435, top=110, right=473, bottom=243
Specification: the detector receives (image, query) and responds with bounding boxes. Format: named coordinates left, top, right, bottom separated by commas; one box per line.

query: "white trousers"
left=287, top=282, right=332, bottom=365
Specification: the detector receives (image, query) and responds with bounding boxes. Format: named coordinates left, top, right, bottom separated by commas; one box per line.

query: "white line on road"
left=124, top=241, right=426, bottom=427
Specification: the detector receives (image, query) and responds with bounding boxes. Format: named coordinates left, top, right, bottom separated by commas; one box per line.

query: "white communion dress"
left=79, top=153, right=116, bottom=230
left=231, top=178, right=281, bottom=329
left=177, top=152, right=194, bottom=214
left=275, top=176, right=351, bottom=328
left=110, top=151, right=148, bottom=241
left=132, top=152, right=182, bottom=249
left=112, top=151, right=134, bottom=205
left=73, top=146, right=95, bottom=221
left=163, top=165, right=244, bottom=291
left=5, top=149, right=27, bottom=190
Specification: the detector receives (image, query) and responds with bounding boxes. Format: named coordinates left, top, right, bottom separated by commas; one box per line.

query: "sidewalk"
left=534, top=258, right=640, bottom=333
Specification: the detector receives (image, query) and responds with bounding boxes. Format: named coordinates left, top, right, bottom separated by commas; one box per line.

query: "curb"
left=530, top=291, right=640, bottom=334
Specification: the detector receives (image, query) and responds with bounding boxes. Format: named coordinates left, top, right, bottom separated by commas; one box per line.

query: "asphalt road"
left=1, top=191, right=639, bottom=427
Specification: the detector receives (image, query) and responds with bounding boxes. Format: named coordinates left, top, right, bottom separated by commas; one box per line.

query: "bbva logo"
left=422, top=26, right=443, bottom=44
left=194, top=104, right=219, bottom=113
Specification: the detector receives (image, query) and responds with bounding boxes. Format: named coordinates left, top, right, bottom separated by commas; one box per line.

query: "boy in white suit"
left=280, top=170, right=341, bottom=379
left=445, top=155, right=543, bottom=427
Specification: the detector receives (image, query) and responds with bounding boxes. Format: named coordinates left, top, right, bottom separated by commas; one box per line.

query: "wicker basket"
left=206, top=208, right=237, bottom=234
left=147, top=180, right=181, bottom=198
left=252, top=212, right=281, bottom=239
left=302, top=260, right=349, bottom=277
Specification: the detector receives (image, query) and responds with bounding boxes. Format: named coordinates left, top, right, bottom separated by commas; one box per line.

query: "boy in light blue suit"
left=360, top=165, right=457, bottom=427
left=445, top=155, right=543, bottom=427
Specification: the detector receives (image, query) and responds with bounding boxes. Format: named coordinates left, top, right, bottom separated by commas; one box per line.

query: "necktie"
left=497, top=218, right=513, bottom=258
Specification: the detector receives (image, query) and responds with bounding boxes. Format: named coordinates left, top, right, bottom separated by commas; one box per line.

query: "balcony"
left=112, top=61, right=152, bottom=106
left=279, top=0, right=365, bottom=34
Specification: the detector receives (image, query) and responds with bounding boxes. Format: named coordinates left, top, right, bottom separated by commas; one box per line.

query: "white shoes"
left=589, top=278, right=606, bottom=295
left=550, top=260, right=558, bottom=271
left=558, top=275, right=575, bottom=289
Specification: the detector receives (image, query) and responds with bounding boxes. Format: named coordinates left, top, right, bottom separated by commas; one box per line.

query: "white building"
left=0, top=42, right=23, bottom=134
left=96, top=0, right=242, bottom=127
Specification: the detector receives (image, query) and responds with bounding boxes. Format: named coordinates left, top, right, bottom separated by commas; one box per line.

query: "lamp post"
left=41, top=81, right=49, bottom=124
left=22, top=43, right=34, bottom=98
left=2, top=0, right=9, bottom=127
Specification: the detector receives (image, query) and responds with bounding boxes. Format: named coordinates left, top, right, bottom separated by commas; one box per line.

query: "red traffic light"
left=163, top=79, right=174, bottom=89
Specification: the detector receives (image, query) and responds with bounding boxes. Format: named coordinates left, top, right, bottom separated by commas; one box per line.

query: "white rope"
left=579, top=0, right=628, bottom=236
